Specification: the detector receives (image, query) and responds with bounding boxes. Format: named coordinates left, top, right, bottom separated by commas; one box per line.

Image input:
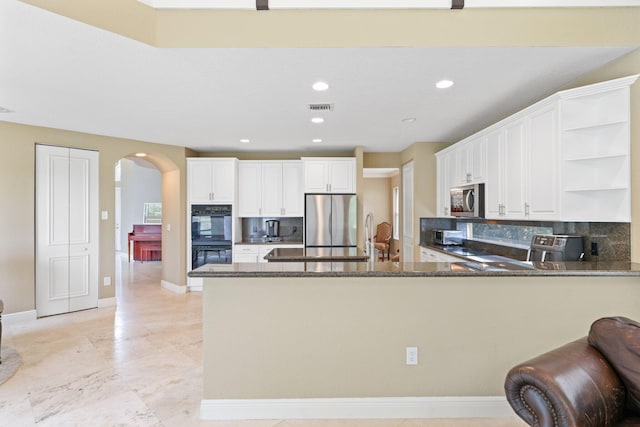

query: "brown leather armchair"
left=505, top=337, right=640, bottom=427
left=373, top=222, right=392, bottom=261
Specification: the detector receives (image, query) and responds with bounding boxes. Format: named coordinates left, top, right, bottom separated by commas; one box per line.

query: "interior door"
left=36, top=145, right=99, bottom=317
left=402, top=161, right=414, bottom=262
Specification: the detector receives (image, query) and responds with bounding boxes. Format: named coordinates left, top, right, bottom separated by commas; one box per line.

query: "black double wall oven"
left=191, top=204, right=232, bottom=268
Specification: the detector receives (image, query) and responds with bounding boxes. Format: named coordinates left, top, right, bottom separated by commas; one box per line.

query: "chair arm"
left=505, top=338, right=626, bottom=427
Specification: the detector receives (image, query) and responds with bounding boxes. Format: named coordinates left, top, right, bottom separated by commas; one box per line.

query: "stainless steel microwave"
left=450, top=183, right=484, bottom=218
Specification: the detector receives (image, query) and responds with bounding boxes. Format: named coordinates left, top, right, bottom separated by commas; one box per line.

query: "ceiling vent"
left=309, top=103, right=334, bottom=112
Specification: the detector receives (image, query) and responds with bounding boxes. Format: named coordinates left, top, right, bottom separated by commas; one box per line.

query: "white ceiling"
left=0, top=0, right=636, bottom=153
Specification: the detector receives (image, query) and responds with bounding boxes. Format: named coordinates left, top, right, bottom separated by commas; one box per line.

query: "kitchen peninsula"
left=190, top=261, right=640, bottom=420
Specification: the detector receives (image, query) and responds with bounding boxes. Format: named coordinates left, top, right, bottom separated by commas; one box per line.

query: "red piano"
left=128, top=224, right=162, bottom=262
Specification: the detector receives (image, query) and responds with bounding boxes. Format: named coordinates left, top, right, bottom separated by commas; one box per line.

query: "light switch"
left=101, top=211, right=108, bottom=220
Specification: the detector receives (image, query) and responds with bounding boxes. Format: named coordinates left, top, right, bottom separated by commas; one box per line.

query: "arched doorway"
left=115, top=155, right=162, bottom=261
left=113, top=151, right=185, bottom=298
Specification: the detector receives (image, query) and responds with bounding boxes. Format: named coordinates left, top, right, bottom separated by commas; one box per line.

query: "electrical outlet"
left=406, top=347, right=418, bottom=365
left=103, top=276, right=112, bottom=286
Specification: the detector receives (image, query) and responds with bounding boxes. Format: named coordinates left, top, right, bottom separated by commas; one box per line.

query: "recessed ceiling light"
left=312, top=138, right=323, bottom=143
left=240, top=139, right=250, bottom=144
left=436, top=80, right=454, bottom=89
left=135, top=152, right=147, bottom=157
left=312, top=81, right=329, bottom=91
left=402, top=117, right=416, bottom=123
left=311, top=117, right=324, bottom=124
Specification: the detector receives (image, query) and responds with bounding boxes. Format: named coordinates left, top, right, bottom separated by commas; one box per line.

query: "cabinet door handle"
left=444, top=207, right=449, bottom=216
left=466, top=173, right=471, bottom=183
left=525, top=203, right=530, bottom=216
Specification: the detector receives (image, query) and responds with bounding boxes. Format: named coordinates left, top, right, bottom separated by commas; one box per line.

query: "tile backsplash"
left=241, top=217, right=304, bottom=242
left=419, top=217, right=630, bottom=262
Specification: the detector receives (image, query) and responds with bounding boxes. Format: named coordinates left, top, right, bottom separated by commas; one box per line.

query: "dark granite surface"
left=263, top=247, right=369, bottom=262
left=189, top=260, right=640, bottom=278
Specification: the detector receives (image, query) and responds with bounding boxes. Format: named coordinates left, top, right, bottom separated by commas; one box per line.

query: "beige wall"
left=400, top=142, right=452, bottom=261
left=362, top=178, right=393, bottom=247
left=23, top=3, right=639, bottom=49
left=0, top=121, right=188, bottom=314
left=203, top=275, right=640, bottom=399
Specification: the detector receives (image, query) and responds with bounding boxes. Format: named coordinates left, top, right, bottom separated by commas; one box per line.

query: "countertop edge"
left=189, top=266, right=640, bottom=278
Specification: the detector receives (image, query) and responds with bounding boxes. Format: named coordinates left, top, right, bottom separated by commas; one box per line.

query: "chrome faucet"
left=365, top=212, right=374, bottom=262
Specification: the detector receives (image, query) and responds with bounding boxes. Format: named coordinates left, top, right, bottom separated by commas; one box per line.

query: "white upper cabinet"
left=454, top=137, right=486, bottom=186
left=485, top=128, right=504, bottom=219
left=435, top=152, right=452, bottom=217
left=527, top=103, right=560, bottom=220
left=485, top=106, right=559, bottom=221
left=502, top=118, right=528, bottom=219
left=238, top=160, right=304, bottom=217
left=437, top=74, right=637, bottom=222
left=282, top=162, right=304, bottom=216
left=188, top=158, right=236, bottom=204
left=302, top=158, right=356, bottom=193
left=237, top=162, right=262, bottom=216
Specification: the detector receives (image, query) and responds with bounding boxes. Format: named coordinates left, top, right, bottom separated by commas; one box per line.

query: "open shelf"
left=563, top=156, right=628, bottom=191
left=562, top=121, right=628, bottom=160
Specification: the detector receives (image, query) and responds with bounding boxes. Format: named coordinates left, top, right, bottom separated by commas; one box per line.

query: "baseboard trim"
left=162, top=280, right=188, bottom=294
left=2, top=309, right=37, bottom=325
left=187, top=277, right=203, bottom=292
left=200, top=396, right=514, bottom=420
left=98, top=297, right=117, bottom=308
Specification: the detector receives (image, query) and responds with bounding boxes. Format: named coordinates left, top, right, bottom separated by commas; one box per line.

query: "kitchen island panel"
left=202, top=274, right=640, bottom=401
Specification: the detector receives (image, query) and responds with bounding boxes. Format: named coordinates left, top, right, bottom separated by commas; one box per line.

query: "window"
left=458, top=222, right=553, bottom=248
left=392, top=186, right=399, bottom=240
left=143, top=202, right=162, bottom=224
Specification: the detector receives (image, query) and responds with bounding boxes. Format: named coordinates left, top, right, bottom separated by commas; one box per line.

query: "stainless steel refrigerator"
left=305, top=194, right=357, bottom=247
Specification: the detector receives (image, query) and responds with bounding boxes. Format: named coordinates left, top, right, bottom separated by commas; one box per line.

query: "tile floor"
left=0, top=255, right=527, bottom=426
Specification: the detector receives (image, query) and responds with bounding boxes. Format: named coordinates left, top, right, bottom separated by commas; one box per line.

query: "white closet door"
left=36, top=145, right=99, bottom=317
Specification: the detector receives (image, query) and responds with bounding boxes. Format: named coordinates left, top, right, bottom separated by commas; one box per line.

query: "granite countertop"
left=189, top=260, right=640, bottom=278
left=420, top=243, right=524, bottom=262
left=264, top=247, right=369, bottom=262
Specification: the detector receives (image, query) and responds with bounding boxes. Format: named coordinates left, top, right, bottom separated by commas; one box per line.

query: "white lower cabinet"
left=419, top=247, right=462, bottom=263
left=234, top=245, right=260, bottom=263
left=234, top=244, right=303, bottom=263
